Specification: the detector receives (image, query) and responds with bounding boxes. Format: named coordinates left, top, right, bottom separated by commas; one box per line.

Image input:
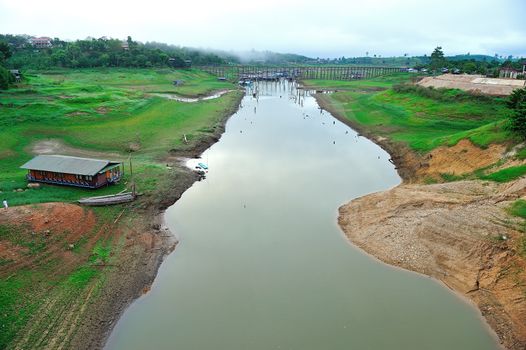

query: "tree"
left=0, top=66, right=11, bottom=90
left=0, top=40, right=12, bottom=90
left=462, top=62, right=477, bottom=74
left=0, top=40, right=11, bottom=62
left=509, top=101, right=526, bottom=139
left=431, top=46, right=444, bottom=60
left=430, top=46, right=446, bottom=71
left=508, top=88, right=526, bottom=139
left=508, top=87, right=526, bottom=110
left=0, top=34, right=227, bottom=69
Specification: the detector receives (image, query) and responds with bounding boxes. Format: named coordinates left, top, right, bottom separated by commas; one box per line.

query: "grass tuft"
left=479, top=165, right=526, bottom=183
left=508, top=199, right=526, bottom=219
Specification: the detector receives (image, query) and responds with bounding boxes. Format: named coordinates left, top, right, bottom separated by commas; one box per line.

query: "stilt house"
left=21, top=155, right=122, bottom=189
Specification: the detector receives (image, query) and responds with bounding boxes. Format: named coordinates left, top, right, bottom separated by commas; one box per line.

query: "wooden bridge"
left=198, top=65, right=404, bottom=81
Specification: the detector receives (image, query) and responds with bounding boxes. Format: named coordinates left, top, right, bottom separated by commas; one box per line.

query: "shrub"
left=508, top=88, right=526, bottom=139
left=0, top=65, right=12, bottom=90
left=392, top=83, right=495, bottom=103
left=509, top=199, right=526, bottom=219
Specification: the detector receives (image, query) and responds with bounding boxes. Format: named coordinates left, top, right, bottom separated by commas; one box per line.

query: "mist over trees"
left=0, top=34, right=522, bottom=78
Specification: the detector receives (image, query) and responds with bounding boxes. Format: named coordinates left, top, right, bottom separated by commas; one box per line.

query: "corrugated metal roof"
left=20, top=155, right=121, bottom=176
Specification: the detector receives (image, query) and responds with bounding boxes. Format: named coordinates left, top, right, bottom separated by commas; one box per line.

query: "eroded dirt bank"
left=314, top=91, right=526, bottom=350
left=3, top=169, right=199, bottom=350
left=65, top=167, right=199, bottom=350
left=339, top=180, right=526, bottom=350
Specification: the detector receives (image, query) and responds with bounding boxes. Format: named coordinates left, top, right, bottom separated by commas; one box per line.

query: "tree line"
left=425, top=46, right=524, bottom=76
left=0, top=35, right=226, bottom=71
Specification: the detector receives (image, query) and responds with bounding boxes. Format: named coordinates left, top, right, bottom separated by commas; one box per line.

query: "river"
left=105, top=81, right=500, bottom=350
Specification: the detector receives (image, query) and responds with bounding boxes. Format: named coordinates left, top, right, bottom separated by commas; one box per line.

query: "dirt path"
left=30, top=139, right=123, bottom=159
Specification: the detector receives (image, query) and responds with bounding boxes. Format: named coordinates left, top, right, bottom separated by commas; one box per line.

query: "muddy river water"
left=105, top=81, right=500, bottom=350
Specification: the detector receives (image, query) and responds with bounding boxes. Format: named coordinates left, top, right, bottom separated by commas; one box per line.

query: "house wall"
left=95, top=173, right=107, bottom=187
left=500, top=70, right=518, bottom=79
left=28, top=170, right=107, bottom=188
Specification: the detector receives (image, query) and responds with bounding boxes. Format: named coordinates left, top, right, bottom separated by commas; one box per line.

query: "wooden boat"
left=78, top=192, right=135, bottom=206
left=197, top=162, right=208, bottom=170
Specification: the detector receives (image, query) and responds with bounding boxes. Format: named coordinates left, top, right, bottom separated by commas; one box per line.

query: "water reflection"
left=154, top=89, right=233, bottom=102
left=105, top=80, right=500, bottom=350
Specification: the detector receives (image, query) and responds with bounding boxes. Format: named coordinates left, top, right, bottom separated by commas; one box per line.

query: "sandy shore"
left=314, top=92, right=526, bottom=350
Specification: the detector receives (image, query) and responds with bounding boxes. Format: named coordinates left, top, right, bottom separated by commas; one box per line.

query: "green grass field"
left=0, top=68, right=241, bottom=206
left=304, top=74, right=513, bottom=153
left=305, top=73, right=413, bottom=91
left=0, top=68, right=242, bottom=348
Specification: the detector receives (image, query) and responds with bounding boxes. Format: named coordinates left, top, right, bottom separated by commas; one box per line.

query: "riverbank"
left=338, top=180, right=526, bottom=350
left=308, top=78, right=526, bottom=350
left=0, top=68, right=244, bottom=349
left=3, top=100, right=243, bottom=349
left=62, top=168, right=200, bottom=349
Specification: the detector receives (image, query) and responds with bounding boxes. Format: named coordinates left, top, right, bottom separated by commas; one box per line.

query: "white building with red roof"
left=29, top=37, right=52, bottom=49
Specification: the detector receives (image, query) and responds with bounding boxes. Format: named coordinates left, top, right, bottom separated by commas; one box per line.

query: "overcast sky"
left=0, top=0, right=524, bottom=58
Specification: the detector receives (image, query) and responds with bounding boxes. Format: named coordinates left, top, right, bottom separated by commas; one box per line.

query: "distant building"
left=21, top=155, right=123, bottom=189
left=500, top=67, right=519, bottom=79
left=29, top=37, right=52, bottom=49
left=9, top=70, right=21, bottom=83
left=168, top=58, right=192, bottom=68
left=121, top=41, right=129, bottom=50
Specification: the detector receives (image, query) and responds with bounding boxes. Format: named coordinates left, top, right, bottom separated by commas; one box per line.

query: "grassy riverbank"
left=0, top=68, right=243, bottom=349
left=305, top=74, right=524, bottom=182
left=305, top=74, right=512, bottom=153
left=0, top=68, right=238, bottom=205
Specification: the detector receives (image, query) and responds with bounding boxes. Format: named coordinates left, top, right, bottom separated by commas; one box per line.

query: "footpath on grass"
left=304, top=74, right=526, bottom=350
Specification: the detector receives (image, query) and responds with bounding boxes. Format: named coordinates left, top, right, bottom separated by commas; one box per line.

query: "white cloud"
left=0, top=0, right=524, bottom=57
